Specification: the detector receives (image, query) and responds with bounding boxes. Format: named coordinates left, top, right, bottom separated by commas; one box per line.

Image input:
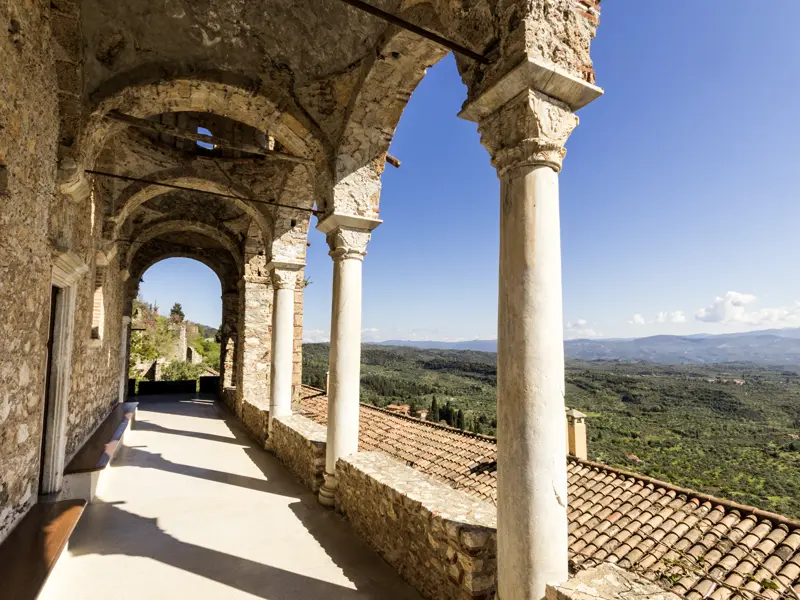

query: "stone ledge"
left=271, top=414, right=326, bottom=492
left=239, top=400, right=269, bottom=446
left=336, top=451, right=497, bottom=600
left=547, top=564, right=683, bottom=600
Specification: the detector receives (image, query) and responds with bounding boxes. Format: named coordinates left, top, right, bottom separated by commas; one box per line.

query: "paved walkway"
left=42, top=395, right=423, bottom=600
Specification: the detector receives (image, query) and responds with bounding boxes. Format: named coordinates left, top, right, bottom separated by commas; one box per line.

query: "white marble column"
left=267, top=262, right=302, bottom=438
left=316, top=214, right=380, bottom=506
left=476, top=89, right=580, bottom=600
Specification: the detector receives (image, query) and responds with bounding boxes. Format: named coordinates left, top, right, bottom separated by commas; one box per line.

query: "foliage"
left=302, top=343, right=800, bottom=519
left=161, top=360, right=207, bottom=381
left=129, top=297, right=221, bottom=377
left=170, top=302, right=185, bottom=323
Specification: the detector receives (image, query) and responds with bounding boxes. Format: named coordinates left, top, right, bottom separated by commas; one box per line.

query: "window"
left=91, top=265, right=105, bottom=341
left=196, top=126, right=215, bottom=150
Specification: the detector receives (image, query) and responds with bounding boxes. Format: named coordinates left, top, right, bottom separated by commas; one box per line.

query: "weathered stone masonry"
left=271, top=414, right=326, bottom=493
left=0, top=0, right=61, bottom=544
left=336, top=452, right=498, bottom=600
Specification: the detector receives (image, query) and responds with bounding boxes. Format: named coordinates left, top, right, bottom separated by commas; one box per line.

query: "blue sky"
left=141, top=1, right=800, bottom=342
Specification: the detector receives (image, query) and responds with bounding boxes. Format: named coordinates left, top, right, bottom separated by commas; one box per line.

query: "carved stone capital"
left=268, top=262, right=302, bottom=290
left=326, top=227, right=371, bottom=263
left=478, top=89, right=579, bottom=175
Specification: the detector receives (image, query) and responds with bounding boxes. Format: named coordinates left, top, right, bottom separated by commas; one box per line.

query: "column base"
left=318, top=472, right=337, bottom=507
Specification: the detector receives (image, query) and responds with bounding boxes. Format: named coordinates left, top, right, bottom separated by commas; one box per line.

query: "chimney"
left=565, top=408, right=588, bottom=460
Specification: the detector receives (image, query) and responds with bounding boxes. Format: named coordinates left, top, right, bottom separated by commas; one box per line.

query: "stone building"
left=6, top=2, right=795, bottom=600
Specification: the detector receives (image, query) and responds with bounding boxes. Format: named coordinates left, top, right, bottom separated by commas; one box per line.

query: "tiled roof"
left=297, top=387, right=498, bottom=503
left=297, top=387, right=800, bottom=599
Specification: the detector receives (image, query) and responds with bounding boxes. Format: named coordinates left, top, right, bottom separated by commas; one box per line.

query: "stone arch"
left=129, top=239, right=239, bottom=293
left=328, top=23, right=449, bottom=216
left=61, top=69, right=326, bottom=197
left=125, top=218, right=243, bottom=278
left=109, top=165, right=272, bottom=243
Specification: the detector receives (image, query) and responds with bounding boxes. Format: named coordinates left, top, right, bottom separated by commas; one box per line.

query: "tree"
left=430, top=397, right=439, bottom=423
left=170, top=302, right=185, bottom=323
left=456, top=409, right=465, bottom=430
left=161, top=360, right=205, bottom=381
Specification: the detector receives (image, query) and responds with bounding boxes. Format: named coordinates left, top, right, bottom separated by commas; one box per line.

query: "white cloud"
left=629, top=313, right=646, bottom=325
left=695, top=291, right=800, bottom=326
left=565, top=319, right=602, bottom=340
left=633, top=311, right=686, bottom=326
left=303, top=329, right=329, bottom=343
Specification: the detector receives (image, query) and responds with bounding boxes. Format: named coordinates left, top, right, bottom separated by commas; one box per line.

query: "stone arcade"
left=5, top=2, right=746, bottom=599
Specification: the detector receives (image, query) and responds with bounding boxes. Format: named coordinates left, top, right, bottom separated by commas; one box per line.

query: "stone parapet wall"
left=271, top=415, right=326, bottom=492
left=547, top=564, right=681, bottom=600
left=239, top=400, right=269, bottom=445
left=221, top=387, right=237, bottom=413
left=336, top=452, right=498, bottom=600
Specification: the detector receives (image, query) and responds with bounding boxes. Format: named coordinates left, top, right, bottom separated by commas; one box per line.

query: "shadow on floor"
left=131, top=395, right=220, bottom=418
left=90, top=399, right=421, bottom=599
left=133, top=419, right=245, bottom=446
left=117, top=445, right=301, bottom=499
left=68, top=502, right=372, bottom=600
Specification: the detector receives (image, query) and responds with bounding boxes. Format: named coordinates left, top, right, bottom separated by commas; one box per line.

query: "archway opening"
left=301, top=54, right=498, bottom=432
left=131, top=258, right=223, bottom=384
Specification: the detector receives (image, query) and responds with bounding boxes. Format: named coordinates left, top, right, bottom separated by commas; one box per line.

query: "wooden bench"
left=60, top=402, right=138, bottom=502
left=0, top=500, right=86, bottom=600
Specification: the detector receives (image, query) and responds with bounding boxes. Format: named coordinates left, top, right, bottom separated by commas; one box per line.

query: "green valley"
left=303, top=343, right=800, bottom=519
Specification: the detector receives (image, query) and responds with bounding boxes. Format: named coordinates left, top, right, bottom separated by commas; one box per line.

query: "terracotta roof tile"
left=297, top=386, right=800, bottom=599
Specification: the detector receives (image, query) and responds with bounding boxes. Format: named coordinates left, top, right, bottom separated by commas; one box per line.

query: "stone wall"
left=0, top=0, right=60, bottom=544
left=236, top=276, right=272, bottom=410
left=239, top=400, right=269, bottom=446
left=336, top=452, right=498, bottom=600
left=64, top=249, right=125, bottom=460
left=547, top=564, right=682, bottom=600
left=221, top=386, right=237, bottom=413
left=271, top=414, right=326, bottom=492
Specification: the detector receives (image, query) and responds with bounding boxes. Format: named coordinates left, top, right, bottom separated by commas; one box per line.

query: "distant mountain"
left=377, top=339, right=498, bottom=353
left=375, top=328, right=800, bottom=365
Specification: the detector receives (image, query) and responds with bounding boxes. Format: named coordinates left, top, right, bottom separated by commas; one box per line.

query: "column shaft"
left=268, top=266, right=299, bottom=436
left=326, top=254, right=363, bottom=468
left=315, top=217, right=378, bottom=507
left=497, top=164, right=568, bottom=599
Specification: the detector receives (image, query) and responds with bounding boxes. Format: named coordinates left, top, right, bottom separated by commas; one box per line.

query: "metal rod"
left=335, top=0, right=490, bottom=64
left=386, top=153, right=401, bottom=168
left=85, top=169, right=319, bottom=215
left=105, top=111, right=315, bottom=165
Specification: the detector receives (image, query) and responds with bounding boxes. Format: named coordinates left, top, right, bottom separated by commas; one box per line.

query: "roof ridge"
left=570, top=456, right=800, bottom=530
left=301, top=384, right=499, bottom=443
left=358, top=402, right=499, bottom=443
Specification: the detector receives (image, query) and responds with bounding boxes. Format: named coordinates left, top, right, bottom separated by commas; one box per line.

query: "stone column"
left=316, top=214, right=380, bottom=507
left=475, top=89, right=580, bottom=600
left=267, top=262, right=302, bottom=438
left=235, top=275, right=272, bottom=414
left=220, top=291, right=239, bottom=390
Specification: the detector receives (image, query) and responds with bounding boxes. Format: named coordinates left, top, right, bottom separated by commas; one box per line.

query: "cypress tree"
left=456, top=409, right=465, bottom=430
